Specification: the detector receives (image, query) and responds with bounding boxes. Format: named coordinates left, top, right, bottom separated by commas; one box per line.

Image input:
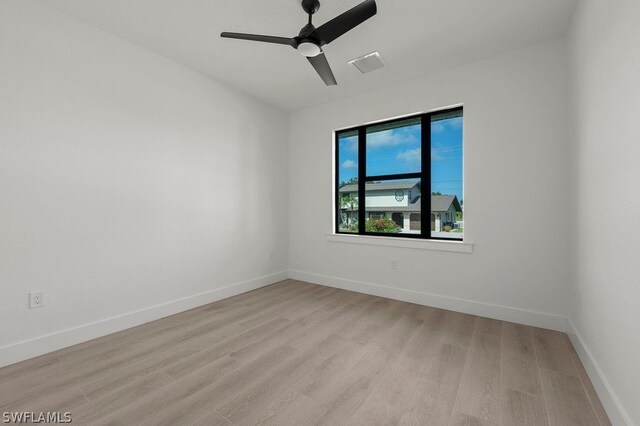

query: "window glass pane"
left=364, top=178, right=421, bottom=235
left=338, top=191, right=359, bottom=233
left=337, top=130, right=359, bottom=233
left=431, top=110, right=463, bottom=239
left=366, top=118, right=421, bottom=176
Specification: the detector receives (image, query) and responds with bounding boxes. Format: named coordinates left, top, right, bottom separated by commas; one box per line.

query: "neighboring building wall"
left=445, top=206, right=457, bottom=224
left=366, top=190, right=411, bottom=208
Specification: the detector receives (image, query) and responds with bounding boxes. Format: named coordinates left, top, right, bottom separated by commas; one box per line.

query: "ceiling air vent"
left=348, top=51, right=385, bottom=74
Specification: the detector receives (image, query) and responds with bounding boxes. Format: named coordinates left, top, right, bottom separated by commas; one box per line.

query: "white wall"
left=568, top=1, right=640, bottom=424
left=0, top=0, right=288, bottom=366
left=289, top=39, right=570, bottom=330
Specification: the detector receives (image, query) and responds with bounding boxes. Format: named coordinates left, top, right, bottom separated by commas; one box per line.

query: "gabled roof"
left=431, top=195, right=462, bottom=212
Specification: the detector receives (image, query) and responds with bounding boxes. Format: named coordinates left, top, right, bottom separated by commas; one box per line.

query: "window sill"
left=326, top=234, right=473, bottom=253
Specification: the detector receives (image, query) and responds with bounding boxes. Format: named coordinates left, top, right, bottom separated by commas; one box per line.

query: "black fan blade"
left=312, top=0, right=377, bottom=46
left=307, top=52, right=337, bottom=86
left=220, top=32, right=295, bottom=47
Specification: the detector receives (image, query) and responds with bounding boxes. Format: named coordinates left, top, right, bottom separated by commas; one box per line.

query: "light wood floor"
left=0, top=280, right=610, bottom=425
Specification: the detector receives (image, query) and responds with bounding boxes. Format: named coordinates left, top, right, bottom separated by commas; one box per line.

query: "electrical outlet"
left=390, top=259, right=398, bottom=270
left=29, top=291, right=44, bottom=309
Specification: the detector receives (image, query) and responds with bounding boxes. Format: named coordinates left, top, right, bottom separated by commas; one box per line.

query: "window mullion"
left=334, top=132, right=340, bottom=234
left=364, top=172, right=421, bottom=181
left=357, top=127, right=366, bottom=235
left=421, top=114, right=431, bottom=239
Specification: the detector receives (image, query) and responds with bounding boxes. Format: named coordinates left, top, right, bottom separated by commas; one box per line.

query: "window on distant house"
left=335, top=107, right=463, bottom=240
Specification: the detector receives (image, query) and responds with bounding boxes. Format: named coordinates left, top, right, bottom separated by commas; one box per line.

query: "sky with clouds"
left=338, top=116, right=463, bottom=200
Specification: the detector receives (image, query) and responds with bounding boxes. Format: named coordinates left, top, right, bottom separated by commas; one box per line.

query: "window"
left=335, top=107, right=463, bottom=240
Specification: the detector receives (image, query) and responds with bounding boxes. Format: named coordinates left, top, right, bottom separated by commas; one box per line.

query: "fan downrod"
left=301, top=0, right=320, bottom=15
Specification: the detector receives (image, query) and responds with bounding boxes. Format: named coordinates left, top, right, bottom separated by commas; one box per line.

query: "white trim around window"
left=326, top=233, right=473, bottom=253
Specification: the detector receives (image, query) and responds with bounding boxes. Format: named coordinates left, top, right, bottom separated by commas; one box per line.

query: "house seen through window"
left=336, top=107, right=463, bottom=240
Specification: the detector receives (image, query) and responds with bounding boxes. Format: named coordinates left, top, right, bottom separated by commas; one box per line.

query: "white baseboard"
left=567, top=319, right=632, bottom=426
left=288, top=270, right=567, bottom=332
left=0, top=271, right=289, bottom=369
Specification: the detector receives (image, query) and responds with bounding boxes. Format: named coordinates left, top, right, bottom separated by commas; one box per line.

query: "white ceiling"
left=41, top=0, right=578, bottom=111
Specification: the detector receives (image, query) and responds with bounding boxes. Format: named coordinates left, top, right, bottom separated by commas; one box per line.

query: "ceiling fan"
left=221, top=0, right=377, bottom=86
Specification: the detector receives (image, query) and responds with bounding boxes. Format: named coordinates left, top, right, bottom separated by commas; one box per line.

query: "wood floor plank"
left=440, top=311, right=478, bottom=349
left=217, top=334, right=361, bottom=425
left=344, top=323, right=382, bottom=345
left=337, top=299, right=417, bottom=344
left=301, top=314, right=424, bottom=411
left=95, top=356, right=241, bottom=425
left=306, top=322, right=423, bottom=426
left=236, top=391, right=324, bottom=426
left=347, top=290, right=383, bottom=306
left=233, top=286, right=330, bottom=329
left=450, top=322, right=502, bottom=425
left=449, top=412, right=498, bottom=426
left=531, top=328, right=578, bottom=377
left=502, top=322, right=543, bottom=398
left=140, top=345, right=299, bottom=426
left=347, top=353, right=423, bottom=426
left=191, top=410, right=232, bottom=426
left=403, top=307, right=449, bottom=361
left=372, top=299, right=408, bottom=329
left=540, top=367, right=599, bottom=426
left=332, top=297, right=390, bottom=341
left=10, top=386, right=88, bottom=415
left=502, top=356, right=543, bottom=398
left=501, top=388, right=549, bottom=426
left=502, top=322, right=536, bottom=363
left=78, top=323, right=246, bottom=399
left=314, top=374, right=374, bottom=426
left=229, top=302, right=348, bottom=365
left=0, top=353, right=60, bottom=383
left=277, top=286, right=340, bottom=321
left=406, top=304, right=442, bottom=322
left=287, top=302, right=371, bottom=351
left=476, top=317, right=503, bottom=337
left=370, top=315, right=424, bottom=356
left=294, top=336, right=371, bottom=401
left=398, top=343, right=468, bottom=426
left=161, top=317, right=290, bottom=380
left=71, top=370, right=175, bottom=424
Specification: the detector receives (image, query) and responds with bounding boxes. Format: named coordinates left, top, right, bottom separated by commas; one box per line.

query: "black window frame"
left=335, top=106, right=463, bottom=241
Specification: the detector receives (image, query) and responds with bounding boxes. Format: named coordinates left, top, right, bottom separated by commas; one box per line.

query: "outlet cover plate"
left=29, top=291, right=44, bottom=309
